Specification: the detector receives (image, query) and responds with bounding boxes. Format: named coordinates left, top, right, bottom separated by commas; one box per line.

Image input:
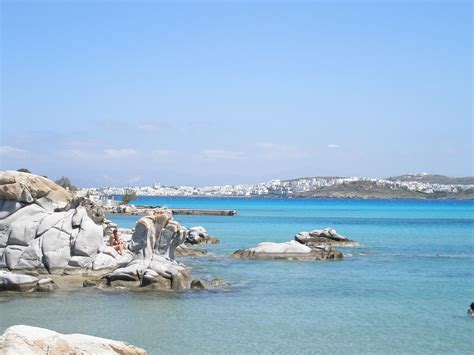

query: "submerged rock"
left=175, top=245, right=208, bottom=257
left=0, top=325, right=146, bottom=354
left=295, top=228, right=359, bottom=247
left=231, top=240, right=343, bottom=261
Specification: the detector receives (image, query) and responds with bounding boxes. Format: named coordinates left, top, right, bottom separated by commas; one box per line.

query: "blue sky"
left=1, top=0, right=472, bottom=187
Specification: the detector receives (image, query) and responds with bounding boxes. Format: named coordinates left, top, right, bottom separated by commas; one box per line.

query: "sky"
left=0, top=0, right=472, bottom=187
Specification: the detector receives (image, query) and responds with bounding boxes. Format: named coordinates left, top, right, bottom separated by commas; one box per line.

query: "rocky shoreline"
left=0, top=170, right=359, bottom=295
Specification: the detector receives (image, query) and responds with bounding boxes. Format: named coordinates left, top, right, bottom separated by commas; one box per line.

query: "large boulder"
left=0, top=171, right=72, bottom=209
left=0, top=171, right=106, bottom=275
left=231, top=240, right=343, bottom=261
left=0, top=325, right=146, bottom=354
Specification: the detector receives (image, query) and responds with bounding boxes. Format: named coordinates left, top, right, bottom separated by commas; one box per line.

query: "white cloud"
left=0, top=146, right=28, bottom=158
left=328, top=144, right=340, bottom=149
left=104, top=148, right=137, bottom=158
left=200, top=149, right=245, bottom=160
left=256, top=142, right=309, bottom=160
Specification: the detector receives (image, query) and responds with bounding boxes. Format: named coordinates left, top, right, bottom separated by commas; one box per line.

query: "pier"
left=171, top=208, right=237, bottom=216
left=125, top=205, right=237, bottom=216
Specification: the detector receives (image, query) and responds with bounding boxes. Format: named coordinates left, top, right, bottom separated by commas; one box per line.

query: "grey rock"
left=92, top=252, right=117, bottom=271
left=190, top=279, right=206, bottom=289
left=41, top=228, right=72, bottom=272
left=231, top=240, right=343, bottom=261
left=296, top=228, right=359, bottom=247
left=0, top=325, right=147, bottom=354
left=35, top=278, right=57, bottom=292
left=73, top=217, right=104, bottom=257
left=68, top=256, right=93, bottom=268
left=0, top=200, right=24, bottom=220
left=185, top=226, right=220, bottom=245
left=83, top=279, right=96, bottom=287
left=4, top=245, right=27, bottom=269
left=0, top=271, right=38, bottom=292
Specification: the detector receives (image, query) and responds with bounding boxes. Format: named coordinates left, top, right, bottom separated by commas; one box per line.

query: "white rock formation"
left=0, top=171, right=207, bottom=291
left=106, top=208, right=191, bottom=290
left=295, top=228, right=359, bottom=247
left=0, top=325, right=146, bottom=354
left=0, top=171, right=107, bottom=275
left=231, top=240, right=343, bottom=260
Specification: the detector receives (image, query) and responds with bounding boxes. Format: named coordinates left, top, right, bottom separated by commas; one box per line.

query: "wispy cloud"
left=61, top=149, right=91, bottom=159
left=138, top=121, right=172, bottom=132
left=328, top=144, right=340, bottom=149
left=200, top=149, right=245, bottom=160
left=0, top=145, right=29, bottom=158
left=256, top=142, right=309, bottom=160
left=104, top=148, right=137, bottom=158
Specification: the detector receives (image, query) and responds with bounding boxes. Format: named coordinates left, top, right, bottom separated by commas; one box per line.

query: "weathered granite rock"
left=35, top=277, right=58, bottom=292
left=0, top=172, right=200, bottom=292
left=0, top=271, right=38, bottom=292
left=185, top=226, right=220, bottom=245
left=231, top=240, right=343, bottom=261
left=0, top=172, right=110, bottom=275
left=0, top=171, right=72, bottom=209
left=105, top=208, right=192, bottom=290
left=0, top=271, right=57, bottom=292
left=295, top=228, right=359, bottom=247
left=0, top=325, right=146, bottom=354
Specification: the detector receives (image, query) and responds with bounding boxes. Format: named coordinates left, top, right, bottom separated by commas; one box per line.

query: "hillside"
left=292, top=180, right=474, bottom=199
left=386, top=174, right=474, bottom=185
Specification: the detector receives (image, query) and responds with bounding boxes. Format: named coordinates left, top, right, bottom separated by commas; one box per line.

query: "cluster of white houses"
left=78, top=176, right=473, bottom=199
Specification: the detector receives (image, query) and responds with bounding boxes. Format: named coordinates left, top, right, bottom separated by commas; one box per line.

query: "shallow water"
left=1, top=198, right=473, bottom=354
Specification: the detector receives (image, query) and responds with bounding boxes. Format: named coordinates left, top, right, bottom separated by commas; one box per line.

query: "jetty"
left=106, top=204, right=238, bottom=216
left=171, top=208, right=237, bottom=216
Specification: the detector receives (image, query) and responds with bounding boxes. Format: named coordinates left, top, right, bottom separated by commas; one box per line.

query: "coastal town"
left=78, top=174, right=474, bottom=199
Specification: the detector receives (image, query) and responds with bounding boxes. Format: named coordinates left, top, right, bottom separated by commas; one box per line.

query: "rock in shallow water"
left=231, top=240, right=343, bottom=261
left=0, top=325, right=146, bottom=354
left=295, top=227, right=359, bottom=247
left=0, top=271, right=57, bottom=292
left=185, top=226, right=220, bottom=245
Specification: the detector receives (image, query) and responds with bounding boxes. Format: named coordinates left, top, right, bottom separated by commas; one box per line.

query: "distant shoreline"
left=119, top=194, right=474, bottom=201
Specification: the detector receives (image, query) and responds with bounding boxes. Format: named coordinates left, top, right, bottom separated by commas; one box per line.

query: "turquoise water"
left=1, top=198, right=473, bottom=353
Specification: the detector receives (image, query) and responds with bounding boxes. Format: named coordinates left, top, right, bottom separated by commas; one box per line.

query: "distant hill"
left=386, top=173, right=474, bottom=185
left=292, top=180, right=474, bottom=200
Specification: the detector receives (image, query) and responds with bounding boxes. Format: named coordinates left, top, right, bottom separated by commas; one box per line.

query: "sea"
left=1, top=197, right=473, bottom=354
